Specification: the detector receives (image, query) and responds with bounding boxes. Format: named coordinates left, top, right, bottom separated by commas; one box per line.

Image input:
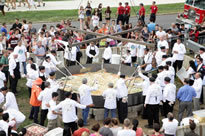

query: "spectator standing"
left=8, top=33, right=18, bottom=49
left=78, top=6, right=85, bottom=30
left=97, top=3, right=102, bottom=23
left=139, top=3, right=145, bottom=25
left=132, top=119, right=143, bottom=136
left=105, top=6, right=112, bottom=26
left=29, top=78, right=43, bottom=123
left=11, top=18, right=22, bottom=30
left=148, top=18, right=156, bottom=33
left=150, top=1, right=158, bottom=23
left=110, top=119, right=122, bottom=136
left=0, top=23, right=7, bottom=36
left=124, top=2, right=130, bottom=25
left=117, top=119, right=135, bottom=136
left=161, top=112, right=179, bottom=136
left=73, top=119, right=90, bottom=136
left=99, top=118, right=113, bottom=136
left=85, top=2, right=92, bottom=26
left=0, top=0, right=5, bottom=16
left=34, top=41, right=46, bottom=66
left=0, top=50, right=9, bottom=85
left=47, top=92, right=61, bottom=131
left=116, top=2, right=124, bottom=25
left=177, top=78, right=196, bottom=124
left=92, top=12, right=99, bottom=28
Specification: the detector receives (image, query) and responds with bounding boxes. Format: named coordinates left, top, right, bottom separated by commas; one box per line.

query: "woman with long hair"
left=187, top=60, right=197, bottom=85
left=85, top=2, right=92, bottom=26
left=105, top=6, right=112, bottom=26
left=78, top=6, right=85, bottom=30
left=132, top=119, right=143, bottom=136
left=97, top=3, right=102, bottom=23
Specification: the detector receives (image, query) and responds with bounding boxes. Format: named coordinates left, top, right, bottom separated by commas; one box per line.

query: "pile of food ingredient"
left=57, top=70, right=143, bottom=96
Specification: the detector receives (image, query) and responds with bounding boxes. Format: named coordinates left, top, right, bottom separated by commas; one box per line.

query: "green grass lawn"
left=0, top=3, right=184, bottom=24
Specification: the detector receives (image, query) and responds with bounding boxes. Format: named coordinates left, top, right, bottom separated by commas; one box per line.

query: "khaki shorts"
left=47, top=116, right=61, bottom=131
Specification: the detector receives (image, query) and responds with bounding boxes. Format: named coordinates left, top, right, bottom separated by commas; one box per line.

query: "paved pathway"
left=7, top=0, right=185, bottom=12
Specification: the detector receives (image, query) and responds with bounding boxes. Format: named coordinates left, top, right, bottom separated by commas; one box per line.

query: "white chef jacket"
left=168, top=66, right=175, bottom=84
left=144, top=52, right=153, bottom=72
left=47, top=78, right=59, bottom=92
left=103, top=47, right=112, bottom=60
left=4, top=109, right=25, bottom=124
left=116, top=78, right=128, bottom=98
left=4, top=92, right=19, bottom=111
left=26, top=63, right=38, bottom=73
left=102, top=88, right=119, bottom=109
left=200, top=52, right=205, bottom=65
left=79, top=84, right=97, bottom=105
left=126, top=42, right=137, bottom=57
left=124, top=54, right=132, bottom=64
left=47, top=99, right=58, bottom=120
left=0, top=92, right=4, bottom=105
left=157, top=40, right=169, bottom=51
left=192, top=78, right=203, bottom=98
left=136, top=44, right=145, bottom=58
left=26, top=69, right=39, bottom=88
left=172, top=43, right=186, bottom=61
left=46, top=53, right=61, bottom=66
left=86, top=45, right=99, bottom=58
left=0, top=120, right=9, bottom=136
left=145, top=83, right=162, bottom=105
left=155, top=51, right=166, bottom=66
left=163, top=83, right=176, bottom=103
left=135, top=72, right=150, bottom=96
left=54, top=98, right=86, bottom=123
left=159, top=57, right=175, bottom=67
left=38, top=88, right=54, bottom=110
left=42, top=60, right=56, bottom=77
left=0, top=71, right=6, bottom=88
left=157, top=70, right=171, bottom=89
left=8, top=57, right=17, bottom=76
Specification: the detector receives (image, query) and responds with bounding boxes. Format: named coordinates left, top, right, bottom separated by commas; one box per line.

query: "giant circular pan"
left=57, top=64, right=143, bottom=108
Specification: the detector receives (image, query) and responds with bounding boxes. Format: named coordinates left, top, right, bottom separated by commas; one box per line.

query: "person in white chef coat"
left=79, top=78, right=98, bottom=126
left=163, top=77, right=176, bottom=117
left=157, top=36, right=169, bottom=53
left=86, top=41, right=99, bottom=64
left=126, top=42, right=138, bottom=64
left=122, top=50, right=132, bottom=66
left=1, top=87, right=19, bottom=111
left=199, top=48, right=205, bottom=65
left=141, top=48, right=153, bottom=71
left=46, top=50, right=61, bottom=66
left=102, top=43, right=112, bottom=64
left=192, top=73, right=203, bottom=111
left=102, top=82, right=119, bottom=119
left=172, top=38, right=186, bottom=72
left=42, top=56, right=56, bottom=77
left=46, top=72, right=59, bottom=93
left=155, top=46, right=166, bottom=67
left=64, top=45, right=77, bottom=67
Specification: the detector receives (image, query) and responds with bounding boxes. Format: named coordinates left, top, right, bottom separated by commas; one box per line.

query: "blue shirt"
left=148, top=22, right=155, bottom=33
left=177, top=85, right=196, bottom=102
left=0, top=27, right=7, bottom=35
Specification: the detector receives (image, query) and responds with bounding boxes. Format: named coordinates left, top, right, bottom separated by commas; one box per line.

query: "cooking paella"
left=57, top=70, right=143, bottom=96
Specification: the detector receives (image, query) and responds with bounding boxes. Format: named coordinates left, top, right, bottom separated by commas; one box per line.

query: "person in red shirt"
left=139, top=3, right=145, bottom=25
left=124, top=2, right=131, bottom=24
left=116, top=2, right=124, bottom=25
left=189, top=26, right=199, bottom=42
left=73, top=119, right=90, bottom=136
left=150, top=1, right=158, bottom=23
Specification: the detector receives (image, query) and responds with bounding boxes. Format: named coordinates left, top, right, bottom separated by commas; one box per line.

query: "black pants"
left=142, top=96, right=148, bottom=119
left=29, top=106, right=40, bottom=123
left=67, top=60, right=76, bottom=67
left=9, top=76, right=19, bottom=94
left=131, top=56, right=137, bottom=63
left=104, top=59, right=110, bottom=64
left=117, top=98, right=128, bottom=123
left=139, top=15, right=145, bottom=25
left=173, top=60, right=183, bottom=73
left=150, top=13, right=156, bottom=22
left=163, top=100, right=174, bottom=117
left=2, top=70, right=9, bottom=84
left=117, top=14, right=124, bottom=24
left=86, top=57, right=93, bottom=64
left=146, top=104, right=159, bottom=126
left=124, top=14, right=130, bottom=24
left=40, top=109, right=48, bottom=126
left=28, top=87, right=31, bottom=98
left=63, top=122, right=78, bottom=135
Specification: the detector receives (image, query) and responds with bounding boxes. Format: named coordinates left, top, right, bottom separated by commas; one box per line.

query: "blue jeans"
left=22, top=62, right=27, bottom=75
left=104, top=108, right=116, bottom=119
left=82, top=107, right=89, bottom=125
